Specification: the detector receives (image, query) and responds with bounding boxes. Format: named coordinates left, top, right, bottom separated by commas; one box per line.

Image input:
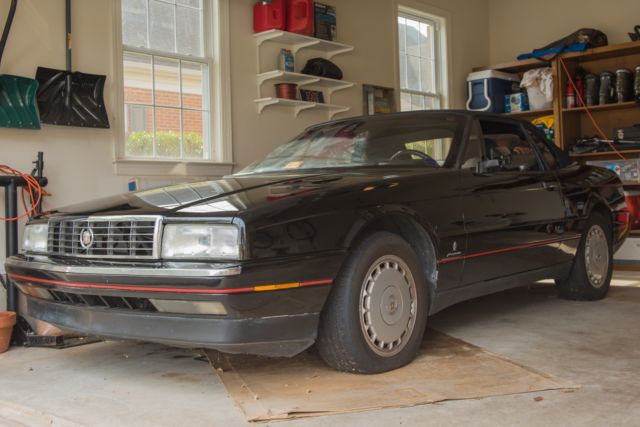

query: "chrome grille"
left=47, top=216, right=162, bottom=259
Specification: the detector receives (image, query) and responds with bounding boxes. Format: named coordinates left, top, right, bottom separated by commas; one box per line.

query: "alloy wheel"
left=359, top=255, right=418, bottom=357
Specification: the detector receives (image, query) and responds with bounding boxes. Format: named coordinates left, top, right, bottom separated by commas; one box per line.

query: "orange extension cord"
left=558, top=56, right=626, bottom=161
left=0, top=165, right=50, bottom=221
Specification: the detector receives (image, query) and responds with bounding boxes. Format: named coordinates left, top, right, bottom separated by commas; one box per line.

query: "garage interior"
left=1, top=0, right=640, bottom=426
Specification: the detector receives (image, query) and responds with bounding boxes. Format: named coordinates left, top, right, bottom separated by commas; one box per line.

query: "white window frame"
left=112, top=0, right=233, bottom=177
left=395, top=3, right=451, bottom=111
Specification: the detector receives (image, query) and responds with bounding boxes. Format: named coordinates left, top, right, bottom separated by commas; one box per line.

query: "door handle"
left=542, top=182, right=557, bottom=192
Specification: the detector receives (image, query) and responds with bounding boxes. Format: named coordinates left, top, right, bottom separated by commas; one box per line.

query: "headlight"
left=22, top=224, right=48, bottom=254
left=162, top=224, right=240, bottom=260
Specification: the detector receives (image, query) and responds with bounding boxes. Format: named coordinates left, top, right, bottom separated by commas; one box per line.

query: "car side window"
left=404, top=138, right=453, bottom=166
left=479, top=120, right=541, bottom=172
left=525, top=126, right=558, bottom=169
left=460, top=120, right=484, bottom=169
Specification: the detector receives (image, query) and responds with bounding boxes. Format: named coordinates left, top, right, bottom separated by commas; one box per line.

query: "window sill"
left=113, top=159, right=235, bottom=178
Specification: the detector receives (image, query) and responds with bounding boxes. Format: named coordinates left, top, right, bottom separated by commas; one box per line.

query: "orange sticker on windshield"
left=285, top=161, right=304, bottom=169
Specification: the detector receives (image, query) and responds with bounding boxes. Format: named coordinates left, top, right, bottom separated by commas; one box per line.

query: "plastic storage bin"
left=466, top=70, right=520, bottom=113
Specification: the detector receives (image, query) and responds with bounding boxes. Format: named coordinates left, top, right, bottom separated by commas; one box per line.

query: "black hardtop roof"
left=305, top=109, right=524, bottom=132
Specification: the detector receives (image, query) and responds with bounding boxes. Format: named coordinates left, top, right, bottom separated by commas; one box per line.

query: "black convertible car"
left=6, top=111, right=629, bottom=373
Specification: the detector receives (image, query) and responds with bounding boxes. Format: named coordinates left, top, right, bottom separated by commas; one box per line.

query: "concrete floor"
left=1, top=273, right=639, bottom=427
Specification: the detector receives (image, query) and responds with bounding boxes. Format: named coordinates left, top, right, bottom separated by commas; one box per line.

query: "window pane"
left=424, top=96, right=437, bottom=110
left=411, top=94, right=425, bottom=111
left=419, top=22, right=433, bottom=59
left=125, top=104, right=154, bottom=157
left=177, top=0, right=201, bottom=7
left=154, top=57, right=181, bottom=107
left=183, top=110, right=205, bottom=159
left=182, top=61, right=205, bottom=110
left=407, top=56, right=420, bottom=91
left=420, top=58, right=434, bottom=93
left=398, top=17, right=406, bottom=53
left=150, top=0, right=176, bottom=53
left=399, top=55, right=407, bottom=90
left=177, top=5, right=202, bottom=56
left=405, top=18, right=420, bottom=57
left=401, top=92, right=412, bottom=111
left=155, top=108, right=182, bottom=158
left=124, top=52, right=152, bottom=104
left=122, top=0, right=148, bottom=48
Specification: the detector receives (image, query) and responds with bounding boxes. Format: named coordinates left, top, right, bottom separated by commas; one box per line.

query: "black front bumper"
left=25, top=296, right=320, bottom=357
left=6, top=253, right=344, bottom=357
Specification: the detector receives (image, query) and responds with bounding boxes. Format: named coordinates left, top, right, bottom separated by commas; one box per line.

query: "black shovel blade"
left=35, top=66, right=110, bottom=128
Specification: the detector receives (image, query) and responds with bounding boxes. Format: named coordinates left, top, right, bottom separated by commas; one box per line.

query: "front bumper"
left=5, top=253, right=344, bottom=357
left=24, top=295, right=320, bottom=357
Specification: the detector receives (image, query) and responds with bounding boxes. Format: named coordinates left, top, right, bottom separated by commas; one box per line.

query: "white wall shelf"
left=254, top=31, right=355, bottom=119
left=255, top=97, right=349, bottom=119
left=257, top=71, right=355, bottom=94
left=254, top=30, right=354, bottom=58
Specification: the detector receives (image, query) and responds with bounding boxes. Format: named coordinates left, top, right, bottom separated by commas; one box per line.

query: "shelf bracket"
left=256, top=99, right=280, bottom=114
left=328, top=106, right=350, bottom=120
left=292, top=40, right=321, bottom=55
left=294, top=103, right=316, bottom=117
left=326, top=47, right=355, bottom=59
left=327, top=82, right=355, bottom=97
left=297, top=77, right=321, bottom=88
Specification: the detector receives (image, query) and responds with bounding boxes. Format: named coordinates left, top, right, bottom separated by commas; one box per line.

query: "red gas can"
left=286, top=0, right=314, bottom=36
left=253, top=0, right=286, bottom=34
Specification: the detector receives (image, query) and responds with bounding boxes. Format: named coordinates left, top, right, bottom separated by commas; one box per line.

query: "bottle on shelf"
left=566, top=81, right=576, bottom=109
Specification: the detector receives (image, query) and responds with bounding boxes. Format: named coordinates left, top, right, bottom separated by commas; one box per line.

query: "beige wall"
left=0, top=0, right=490, bottom=309
left=0, top=0, right=128, bottom=310
left=488, top=0, right=640, bottom=64
left=231, top=0, right=490, bottom=169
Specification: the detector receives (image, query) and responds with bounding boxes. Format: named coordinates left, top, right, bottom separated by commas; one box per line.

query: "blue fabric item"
left=517, top=43, right=589, bottom=60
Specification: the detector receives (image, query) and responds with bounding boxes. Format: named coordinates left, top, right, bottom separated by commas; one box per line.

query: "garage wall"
left=0, top=0, right=489, bottom=310
left=0, top=0, right=128, bottom=310
left=230, top=0, right=490, bottom=168
left=488, top=0, right=640, bottom=64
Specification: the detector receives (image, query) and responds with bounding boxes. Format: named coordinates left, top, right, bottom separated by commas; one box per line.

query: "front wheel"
left=556, top=211, right=613, bottom=300
left=317, top=232, right=429, bottom=373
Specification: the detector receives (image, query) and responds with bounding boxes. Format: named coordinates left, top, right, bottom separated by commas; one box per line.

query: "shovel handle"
left=66, top=0, right=72, bottom=71
left=0, top=0, right=18, bottom=68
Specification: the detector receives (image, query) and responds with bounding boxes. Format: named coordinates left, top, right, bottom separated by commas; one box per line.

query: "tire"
left=556, top=211, right=613, bottom=301
left=317, top=232, right=430, bottom=373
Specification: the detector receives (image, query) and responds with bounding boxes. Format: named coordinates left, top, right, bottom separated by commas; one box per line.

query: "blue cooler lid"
left=467, top=70, right=520, bottom=82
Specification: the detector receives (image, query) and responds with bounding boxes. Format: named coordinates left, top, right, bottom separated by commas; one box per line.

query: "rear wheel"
left=556, top=211, right=613, bottom=300
left=317, top=232, right=429, bottom=373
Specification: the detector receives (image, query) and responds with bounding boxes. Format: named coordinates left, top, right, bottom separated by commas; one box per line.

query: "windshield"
left=238, top=113, right=466, bottom=174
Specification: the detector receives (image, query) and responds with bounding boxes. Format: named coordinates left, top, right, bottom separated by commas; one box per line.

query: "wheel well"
left=349, top=214, right=439, bottom=299
left=590, top=202, right=613, bottom=226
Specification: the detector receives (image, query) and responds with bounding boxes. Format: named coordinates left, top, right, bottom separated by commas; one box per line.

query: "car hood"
left=45, top=168, right=445, bottom=219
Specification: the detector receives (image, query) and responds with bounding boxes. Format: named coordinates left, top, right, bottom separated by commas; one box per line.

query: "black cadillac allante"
left=6, top=111, right=629, bottom=373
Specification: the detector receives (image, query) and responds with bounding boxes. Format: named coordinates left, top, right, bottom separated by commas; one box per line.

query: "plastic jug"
left=286, top=0, right=314, bottom=36
left=253, top=0, right=286, bottom=33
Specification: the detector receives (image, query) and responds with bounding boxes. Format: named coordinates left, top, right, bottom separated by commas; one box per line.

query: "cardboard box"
left=587, top=159, right=640, bottom=184
left=314, top=2, right=336, bottom=41
left=505, top=93, right=529, bottom=113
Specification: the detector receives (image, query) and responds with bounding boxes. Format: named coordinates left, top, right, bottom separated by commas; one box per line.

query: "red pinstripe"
left=438, top=235, right=581, bottom=265
left=8, top=273, right=333, bottom=295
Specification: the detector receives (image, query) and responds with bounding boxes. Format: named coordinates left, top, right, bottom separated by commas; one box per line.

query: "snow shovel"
left=0, top=0, right=41, bottom=129
left=35, top=0, right=109, bottom=128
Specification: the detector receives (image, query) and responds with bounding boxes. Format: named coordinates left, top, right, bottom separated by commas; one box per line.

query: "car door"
left=455, top=118, right=568, bottom=286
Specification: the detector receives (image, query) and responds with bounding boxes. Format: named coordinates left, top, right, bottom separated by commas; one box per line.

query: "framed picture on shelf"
left=300, top=89, right=325, bottom=103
